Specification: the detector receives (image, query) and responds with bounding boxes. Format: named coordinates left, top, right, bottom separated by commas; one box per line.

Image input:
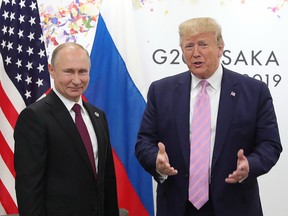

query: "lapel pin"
left=230, top=91, right=236, bottom=97
left=94, top=112, right=100, bottom=117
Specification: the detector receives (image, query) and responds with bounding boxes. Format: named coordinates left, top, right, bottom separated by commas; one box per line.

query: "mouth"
left=193, top=61, right=202, bottom=68
left=70, top=87, right=82, bottom=92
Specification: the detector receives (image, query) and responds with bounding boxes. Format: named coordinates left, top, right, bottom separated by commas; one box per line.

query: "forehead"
left=182, top=31, right=216, bottom=42
left=58, top=46, right=85, bottom=56
left=55, top=47, right=89, bottom=64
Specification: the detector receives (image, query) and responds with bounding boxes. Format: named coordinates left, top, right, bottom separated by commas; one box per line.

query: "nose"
left=193, top=45, right=201, bottom=57
left=72, top=73, right=81, bottom=85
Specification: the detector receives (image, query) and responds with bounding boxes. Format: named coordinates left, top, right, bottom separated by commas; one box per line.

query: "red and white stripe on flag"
left=0, top=0, right=50, bottom=214
left=0, top=66, right=22, bottom=214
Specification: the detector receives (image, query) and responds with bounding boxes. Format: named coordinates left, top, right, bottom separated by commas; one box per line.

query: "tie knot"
left=200, top=79, right=209, bottom=88
left=72, top=103, right=81, bottom=114
left=200, top=80, right=209, bottom=93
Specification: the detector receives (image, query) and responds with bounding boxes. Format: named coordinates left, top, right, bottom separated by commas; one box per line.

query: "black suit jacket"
left=135, top=67, right=282, bottom=216
left=14, top=90, right=119, bottom=216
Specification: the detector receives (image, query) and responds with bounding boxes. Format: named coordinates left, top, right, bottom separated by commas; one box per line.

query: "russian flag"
left=84, top=0, right=154, bottom=215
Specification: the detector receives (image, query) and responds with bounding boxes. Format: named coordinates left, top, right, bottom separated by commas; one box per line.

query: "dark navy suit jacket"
left=136, top=67, right=282, bottom=216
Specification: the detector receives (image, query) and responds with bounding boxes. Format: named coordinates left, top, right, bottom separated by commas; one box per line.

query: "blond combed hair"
left=179, top=17, right=224, bottom=48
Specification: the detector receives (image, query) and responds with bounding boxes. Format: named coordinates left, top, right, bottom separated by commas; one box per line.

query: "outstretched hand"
left=156, top=142, right=178, bottom=176
left=225, top=149, right=249, bottom=183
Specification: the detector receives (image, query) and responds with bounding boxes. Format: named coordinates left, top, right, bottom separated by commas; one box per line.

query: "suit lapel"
left=174, top=72, right=191, bottom=171
left=84, top=102, right=106, bottom=177
left=211, top=69, right=240, bottom=171
left=46, top=91, right=96, bottom=177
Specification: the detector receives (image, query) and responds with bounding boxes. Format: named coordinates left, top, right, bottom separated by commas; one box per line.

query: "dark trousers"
left=185, top=199, right=214, bottom=216
left=185, top=187, right=214, bottom=216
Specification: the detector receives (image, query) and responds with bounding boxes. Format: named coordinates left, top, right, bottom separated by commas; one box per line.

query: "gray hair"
left=50, top=42, right=90, bottom=67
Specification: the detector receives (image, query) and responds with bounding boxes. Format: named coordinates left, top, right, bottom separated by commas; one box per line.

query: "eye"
left=184, top=43, right=194, bottom=50
left=199, top=42, right=209, bottom=48
left=63, top=69, right=73, bottom=74
left=79, top=69, right=88, bottom=74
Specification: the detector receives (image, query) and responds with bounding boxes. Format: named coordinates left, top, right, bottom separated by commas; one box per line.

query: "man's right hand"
left=156, top=142, right=178, bottom=176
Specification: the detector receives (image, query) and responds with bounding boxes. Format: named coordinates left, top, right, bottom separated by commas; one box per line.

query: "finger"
left=226, top=171, right=243, bottom=182
left=237, top=149, right=244, bottom=160
left=225, top=177, right=238, bottom=184
left=229, top=172, right=241, bottom=180
left=166, top=166, right=178, bottom=176
left=158, top=142, right=166, bottom=154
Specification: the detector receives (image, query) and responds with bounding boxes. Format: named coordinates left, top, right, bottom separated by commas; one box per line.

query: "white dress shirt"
left=190, top=65, right=223, bottom=171
left=158, top=66, right=223, bottom=182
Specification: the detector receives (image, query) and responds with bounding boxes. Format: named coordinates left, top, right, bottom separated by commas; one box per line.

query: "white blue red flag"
left=85, top=0, right=154, bottom=215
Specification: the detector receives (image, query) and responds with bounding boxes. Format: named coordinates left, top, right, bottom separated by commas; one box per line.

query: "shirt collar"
left=53, top=88, right=84, bottom=112
left=191, top=65, right=223, bottom=91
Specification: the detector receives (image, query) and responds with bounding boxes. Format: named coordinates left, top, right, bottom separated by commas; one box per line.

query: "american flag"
left=0, top=0, right=50, bottom=214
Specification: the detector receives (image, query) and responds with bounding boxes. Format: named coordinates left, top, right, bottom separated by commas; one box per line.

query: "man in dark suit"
left=135, top=17, right=282, bottom=216
left=14, top=42, right=119, bottom=216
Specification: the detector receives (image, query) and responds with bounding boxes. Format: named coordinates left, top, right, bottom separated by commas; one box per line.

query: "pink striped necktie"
left=189, top=80, right=211, bottom=210
left=72, top=103, right=97, bottom=177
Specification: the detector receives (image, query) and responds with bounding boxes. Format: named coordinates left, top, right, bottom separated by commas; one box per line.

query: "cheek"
left=206, top=51, right=220, bottom=60
left=57, top=77, right=71, bottom=87
left=182, top=51, right=192, bottom=62
left=80, top=76, right=90, bottom=85
left=81, top=75, right=90, bottom=83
